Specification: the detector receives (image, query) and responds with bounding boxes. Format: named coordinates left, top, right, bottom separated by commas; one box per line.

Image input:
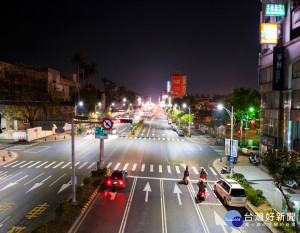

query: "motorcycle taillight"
left=201, top=192, right=205, bottom=197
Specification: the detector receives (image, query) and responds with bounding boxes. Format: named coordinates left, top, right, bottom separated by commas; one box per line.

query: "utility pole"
left=71, top=119, right=76, bottom=204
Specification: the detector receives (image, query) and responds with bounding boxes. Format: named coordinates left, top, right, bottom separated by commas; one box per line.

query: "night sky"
left=1, top=1, right=261, bottom=102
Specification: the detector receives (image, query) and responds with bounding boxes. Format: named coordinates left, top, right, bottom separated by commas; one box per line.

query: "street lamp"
left=182, top=103, right=191, bottom=137
left=75, top=101, right=83, bottom=116
left=217, top=104, right=234, bottom=157
left=95, top=102, right=101, bottom=112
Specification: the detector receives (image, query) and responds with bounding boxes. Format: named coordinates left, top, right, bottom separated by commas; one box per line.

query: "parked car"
left=177, top=130, right=185, bottom=136
left=214, top=179, right=247, bottom=207
left=242, top=146, right=259, bottom=156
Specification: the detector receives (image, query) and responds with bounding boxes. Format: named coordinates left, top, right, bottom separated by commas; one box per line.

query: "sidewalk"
left=0, top=149, right=18, bottom=167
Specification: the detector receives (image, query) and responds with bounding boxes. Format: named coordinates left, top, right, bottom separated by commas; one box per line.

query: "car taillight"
left=119, top=180, right=124, bottom=185
left=201, top=191, right=205, bottom=197
left=107, top=179, right=112, bottom=185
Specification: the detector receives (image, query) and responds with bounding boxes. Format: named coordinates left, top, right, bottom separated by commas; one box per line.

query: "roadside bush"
left=256, top=189, right=264, bottom=198
left=54, top=200, right=70, bottom=217
left=29, top=221, right=48, bottom=233
left=76, top=185, right=84, bottom=197
left=91, top=167, right=109, bottom=177
left=92, top=178, right=103, bottom=188
left=83, top=176, right=92, bottom=186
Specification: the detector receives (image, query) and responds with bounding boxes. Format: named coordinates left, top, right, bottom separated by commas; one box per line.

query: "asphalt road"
left=72, top=116, right=271, bottom=233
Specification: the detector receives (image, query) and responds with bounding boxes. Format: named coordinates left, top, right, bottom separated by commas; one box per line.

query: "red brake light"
left=203, top=178, right=206, bottom=182
left=107, top=179, right=111, bottom=185
left=119, top=180, right=123, bottom=185
left=201, top=191, right=205, bottom=197
left=186, top=176, right=190, bottom=181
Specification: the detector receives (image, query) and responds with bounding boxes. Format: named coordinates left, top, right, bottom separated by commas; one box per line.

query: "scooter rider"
left=183, top=166, right=189, bottom=180
left=200, top=168, right=207, bottom=179
left=197, top=179, right=205, bottom=196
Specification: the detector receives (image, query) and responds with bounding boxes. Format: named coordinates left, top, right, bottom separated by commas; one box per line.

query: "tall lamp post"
left=75, top=101, right=83, bottom=116
left=183, top=104, right=191, bottom=137
left=217, top=104, right=234, bottom=157
left=95, top=102, right=101, bottom=113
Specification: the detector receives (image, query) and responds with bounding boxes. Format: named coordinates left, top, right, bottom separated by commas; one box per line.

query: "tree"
left=263, top=147, right=300, bottom=232
left=71, top=52, right=85, bottom=83
left=0, top=64, right=54, bottom=128
left=180, top=114, right=195, bottom=125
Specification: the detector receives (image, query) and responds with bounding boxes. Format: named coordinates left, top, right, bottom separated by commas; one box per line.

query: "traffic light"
left=237, top=130, right=241, bottom=135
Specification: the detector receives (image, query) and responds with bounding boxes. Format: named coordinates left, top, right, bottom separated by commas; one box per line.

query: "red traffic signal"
left=237, top=130, right=241, bottom=135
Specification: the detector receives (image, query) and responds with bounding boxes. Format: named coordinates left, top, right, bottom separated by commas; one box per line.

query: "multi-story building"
left=259, top=0, right=300, bottom=154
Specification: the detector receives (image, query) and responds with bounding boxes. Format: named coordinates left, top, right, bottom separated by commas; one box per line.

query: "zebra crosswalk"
left=1, top=160, right=218, bottom=177
left=118, top=136, right=186, bottom=141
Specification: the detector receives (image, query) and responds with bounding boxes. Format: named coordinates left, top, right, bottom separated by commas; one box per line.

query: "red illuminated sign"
left=171, top=76, right=183, bottom=97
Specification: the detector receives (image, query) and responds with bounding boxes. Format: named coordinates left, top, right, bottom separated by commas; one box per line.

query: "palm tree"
left=87, top=61, right=98, bottom=87
left=70, top=53, right=85, bottom=83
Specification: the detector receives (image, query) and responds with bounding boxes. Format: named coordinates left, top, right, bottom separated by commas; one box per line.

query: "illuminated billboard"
left=171, top=76, right=183, bottom=97
left=260, top=23, right=278, bottom=44
left=167, top=80, right=171, bottom=93
left=265, top=4, right=285, bottom=16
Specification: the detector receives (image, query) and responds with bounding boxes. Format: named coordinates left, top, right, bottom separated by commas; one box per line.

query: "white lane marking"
left=24, top=173, right=44, bottom=185
left=24, top=146, right=50, bottom=153
left=53, top=162, right=64, bottom=169
left=163, top=138, right=165, bottom=141
left=209, top=167, right=217, bottom=176
left=147, top=119, right=153, bottom=137
left=27, top=161, right=41, bottom=168
left=36, top=161, right=48, bottom=168
left=87, top=162, right=96, bottom=169
left=12, top=161, right=26, bottom=168
left=0, top=172, right=22, bottom=185
left=158, top=138, right=160, bottom=140
left=118, top=178, right=137, bottom=233
left=49, top=173, right=66, bottom=187
left=181, top=139, right=184, bottom=141
left=114, top=163, right=120, bottom=170
left=128, top=175, right=216, bottom=182
left=45, top=161, right=56, bottom=168
left=61, top=162, right=71, bottom=169
left=132, top=163, right=137, bottom=171
left=150, top=164, right=153, bottom=172
left=159, top=165, right=162, bottom=173
left=175, top=166, right=180, bottom=174
left=41, top=175, right=51, bottom=183
left=167, top=138, right=170, bottom=141
left=79, top=162, right=88, bottom=169
left=153, top=138, right=156, bottom=141
left=192, top=167, right=199, bottom=175
left=177, top=139, right=179, bottom=141
left=162, top=134, right=164, bottom=137
left=106, top=162, right=112, bottom=168
left=123, top=163, right=129, bottom=170
left=141, top=164, right=145, bottom=172
left=172, top=138, right=175, bottom=141
left=3, top=160, right=19, bottom=167
left=187, top=183, right=210, bottom=233
left=0, top=216, right=11, bottom=226
left=160, top=179, right=167, bottom=233
left=167, top=166, right=171, bottom=174
left=207, top=183, right=212, bottom=190
left=20, top=161, right=34, bottom=168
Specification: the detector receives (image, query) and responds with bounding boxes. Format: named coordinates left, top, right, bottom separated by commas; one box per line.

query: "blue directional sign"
left=130, top=126, right=133, bottom=130
left=229, top=156, right=235, bottom=164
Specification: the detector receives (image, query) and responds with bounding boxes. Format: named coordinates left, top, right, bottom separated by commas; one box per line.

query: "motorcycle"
left=221, top=166, right=232, bottom=174
left=249, top=155, right=259, bottom=166
left=184, top=175, right=190, bottom=185
left=197, top=189, right=206, bottom=201
left=284, top=180, right=299, bottom=190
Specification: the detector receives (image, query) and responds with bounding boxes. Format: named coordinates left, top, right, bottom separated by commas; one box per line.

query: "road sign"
left=130, top=126, right=133, bottom=130
left=103, top=129, right=112, bottom=135
left=96, top=135, right=108, bottom=139
left=229, top=156, right=235, bottom=164
left=102, top=118, right=113, bottom=130
left=95, top=126, right=106, bottom=136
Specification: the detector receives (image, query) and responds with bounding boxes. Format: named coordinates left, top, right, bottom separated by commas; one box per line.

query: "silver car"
left=242, top=146, right=259, bottom=156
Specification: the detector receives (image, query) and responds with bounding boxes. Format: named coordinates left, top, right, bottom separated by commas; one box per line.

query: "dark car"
left=106, top=170, right=128, bottom=189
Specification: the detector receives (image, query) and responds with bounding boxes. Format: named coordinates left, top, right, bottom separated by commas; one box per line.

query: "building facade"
left=259, top=0, right=300, bottom=154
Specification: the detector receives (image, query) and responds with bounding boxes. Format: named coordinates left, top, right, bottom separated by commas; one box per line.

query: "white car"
left=214, top=179, right=247, bottom=207
left=242, top=146, right=259, bottom=156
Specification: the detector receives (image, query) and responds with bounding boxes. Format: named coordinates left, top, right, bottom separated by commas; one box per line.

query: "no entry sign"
left=102, top=118, right=113, bottom=130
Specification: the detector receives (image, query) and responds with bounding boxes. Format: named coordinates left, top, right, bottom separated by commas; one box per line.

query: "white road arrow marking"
left=58, top=182, right=71, bottom=194
left=173, top=184, right=182, bottom=205
left=104, top=191, right=117, bottom=200
left=214, top=211, right=231, bottom=233
left=0, top=175, right=28, bottom=191
left=26, top=176, right=51, bottom=193
left=143, top=182, right=152, bottom=202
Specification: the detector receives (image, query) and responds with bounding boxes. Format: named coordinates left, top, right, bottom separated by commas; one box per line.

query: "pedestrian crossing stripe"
left=0, top=160, right=217, bottom=176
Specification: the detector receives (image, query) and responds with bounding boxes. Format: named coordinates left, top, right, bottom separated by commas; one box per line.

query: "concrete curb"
left=0, top=150, right=18, bottom=167
left=212, top=158, right=278, bottom=233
